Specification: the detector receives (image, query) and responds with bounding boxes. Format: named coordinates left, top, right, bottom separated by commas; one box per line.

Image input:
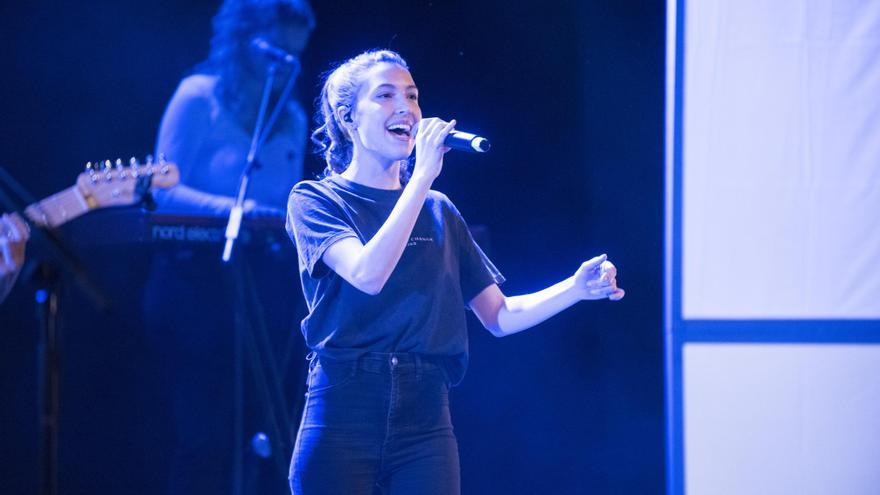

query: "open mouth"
left=386, top=123, right=413, bottom=141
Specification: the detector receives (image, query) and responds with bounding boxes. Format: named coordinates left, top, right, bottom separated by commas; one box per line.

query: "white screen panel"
left=682, top=0, right=880, bottom=318
left=683, top=343, right=880, bottom=495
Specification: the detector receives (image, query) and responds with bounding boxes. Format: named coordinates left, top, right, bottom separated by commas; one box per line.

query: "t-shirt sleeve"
left=286, top=182, right=358, bottom=277
left=446, top=198, right=505, bottom=306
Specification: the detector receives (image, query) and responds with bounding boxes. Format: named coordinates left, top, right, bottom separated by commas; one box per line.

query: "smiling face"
left=346, top=62, right=422, bottom=165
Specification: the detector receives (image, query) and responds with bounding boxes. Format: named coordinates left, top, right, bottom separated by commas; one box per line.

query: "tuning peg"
left=158, top=153, right=166, bottom=164
left=85, top=161, right=99, bottom=183
left=115, top=158, right=126, bottom=179
left=103, top=160, right=113, bottom=181
left=145, top=155, right=155, bottom=175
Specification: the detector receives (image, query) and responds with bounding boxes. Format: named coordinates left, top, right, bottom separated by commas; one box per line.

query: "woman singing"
left=286, top=49, right=624, bottom=494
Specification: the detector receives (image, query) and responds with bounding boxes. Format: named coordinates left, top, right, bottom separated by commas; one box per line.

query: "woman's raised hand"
left=411, top=117, right=456, bottom=185
left=573, top=254, right=625, bottom=301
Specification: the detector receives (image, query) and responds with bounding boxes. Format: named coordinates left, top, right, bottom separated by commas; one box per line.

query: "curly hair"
left=196, top=0, right=315, bottom=118
left=311, top=50, right=413, bottom=182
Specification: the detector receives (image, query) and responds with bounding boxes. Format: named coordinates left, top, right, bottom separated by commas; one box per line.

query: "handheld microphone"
left=250, top=37, right=300, bottom=67
left=444, top=130, right=491, bottom=153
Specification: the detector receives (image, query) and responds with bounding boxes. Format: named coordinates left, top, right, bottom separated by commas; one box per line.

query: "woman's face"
left=349, top=62, right=422, bottom=163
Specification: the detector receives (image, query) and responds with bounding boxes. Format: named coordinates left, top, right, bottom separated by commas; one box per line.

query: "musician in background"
left=145, top=0, right=315, bottom=492
left=155, top=0, right=314, bottom=215
left=0, top=213, right=28, bottom=304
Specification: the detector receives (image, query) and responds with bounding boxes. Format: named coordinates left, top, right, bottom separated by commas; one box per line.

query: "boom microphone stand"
left=222, top=56, right=300, bottom=263
left=218, top=56, right=300, bottom=495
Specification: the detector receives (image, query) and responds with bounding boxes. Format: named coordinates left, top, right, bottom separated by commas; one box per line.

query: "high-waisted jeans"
left=289, top=352, right=460, bottom=495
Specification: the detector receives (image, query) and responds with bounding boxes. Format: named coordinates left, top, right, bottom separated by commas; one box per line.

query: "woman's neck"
left=341, top=152, right=402, bottom=190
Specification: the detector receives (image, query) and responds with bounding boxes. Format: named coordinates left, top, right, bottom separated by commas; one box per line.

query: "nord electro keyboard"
left=61, top=208, right=292, bottom=252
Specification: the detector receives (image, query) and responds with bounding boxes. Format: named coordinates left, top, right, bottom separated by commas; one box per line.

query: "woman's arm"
left=321, top=118, right=455, bottom=295
left=154, top=76, right=252, bottom=215
left=470, top=254, right=625, bottom=337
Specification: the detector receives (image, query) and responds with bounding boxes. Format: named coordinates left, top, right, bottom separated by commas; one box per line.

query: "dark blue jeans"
left=289, top=352, right=460, bottom=494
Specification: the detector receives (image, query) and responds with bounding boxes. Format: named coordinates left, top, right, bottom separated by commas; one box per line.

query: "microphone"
left=444, top=130, right=491, bottom=153
left=250, top=37, right=300, bottom=67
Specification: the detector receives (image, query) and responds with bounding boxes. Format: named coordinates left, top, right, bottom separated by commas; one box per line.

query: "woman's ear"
left=336, top=105, right=356, bottom=129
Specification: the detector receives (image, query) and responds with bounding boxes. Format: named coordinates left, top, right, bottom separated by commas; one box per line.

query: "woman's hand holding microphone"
left=410, top=117, right=457, bottom=186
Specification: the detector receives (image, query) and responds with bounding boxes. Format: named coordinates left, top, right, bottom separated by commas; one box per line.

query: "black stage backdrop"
left=0, top=1, right=664, bottom=493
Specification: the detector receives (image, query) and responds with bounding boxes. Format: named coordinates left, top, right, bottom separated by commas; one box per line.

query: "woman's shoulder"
left=286, top=177, right=349, bottom=220
left=288, top=177, right=338, bottom=203
left=426, top=189, right=454, bottom=208
left=426, top=190, right=468, bottom=221
left=172, top=74, right=220, bottom=102
left=291, top=175, right=334, bottom=191
left=157, top=74, right=220, bottom=149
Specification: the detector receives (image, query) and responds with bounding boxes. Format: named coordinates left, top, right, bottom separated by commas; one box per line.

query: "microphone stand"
left=222, top=58, right=300, bottom=263
left=217, top=58, right=299, bottom=495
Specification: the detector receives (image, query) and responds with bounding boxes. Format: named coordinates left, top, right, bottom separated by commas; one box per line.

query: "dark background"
left=0, top=1, right=665, bottom=493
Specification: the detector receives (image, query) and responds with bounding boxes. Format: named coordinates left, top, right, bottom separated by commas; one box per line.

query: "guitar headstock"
left=75, top=156, right=180, bottom=209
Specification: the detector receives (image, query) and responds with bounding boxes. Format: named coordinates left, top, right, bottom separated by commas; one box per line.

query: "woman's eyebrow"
left=373, top=83, right=419, bottom=92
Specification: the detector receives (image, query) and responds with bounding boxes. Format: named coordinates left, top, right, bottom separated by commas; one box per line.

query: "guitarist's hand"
left=0, top=213, right=29, bottom=304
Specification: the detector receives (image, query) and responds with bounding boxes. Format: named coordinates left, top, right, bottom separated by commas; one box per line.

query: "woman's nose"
left=394, top=95, right=413, bottom=113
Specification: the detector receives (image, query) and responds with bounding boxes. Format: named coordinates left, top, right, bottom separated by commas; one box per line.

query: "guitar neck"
left=24, top=186, right=93, bottom=228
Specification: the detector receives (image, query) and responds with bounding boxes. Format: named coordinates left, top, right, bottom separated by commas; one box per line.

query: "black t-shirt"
left=285, top=174, right=504, bottom=383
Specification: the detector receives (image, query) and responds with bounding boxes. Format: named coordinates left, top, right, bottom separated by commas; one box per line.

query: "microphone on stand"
left=224, top=39, right=300, bottom=263
left=250, top=37, right=300, bottom=68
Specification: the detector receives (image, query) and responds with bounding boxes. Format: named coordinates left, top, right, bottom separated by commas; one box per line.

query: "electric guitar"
left=22, top=158, right=180, bottom=228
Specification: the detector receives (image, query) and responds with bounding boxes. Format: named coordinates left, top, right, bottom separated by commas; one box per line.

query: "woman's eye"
left=408, top=94, right=419, bottom=101
left=378, top=93, right=392, bottom=99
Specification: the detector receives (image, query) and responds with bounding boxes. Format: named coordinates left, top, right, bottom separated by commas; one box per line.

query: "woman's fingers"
left=589, top=285, right=618, bottom=298
left=575, top=255, right=623, bottom=301
left=579, top=254, right=607, bottom=275
left=437, top=119, right=456, bottom=147
left=417, top=118, right=455, bottom=142
left=600, top=260, right=617, bottom=280
left=588, top=286, right=625, bottom=300
left=585, top=276, right=614, bottom=288
left=412, top=117, right=456, bottom=184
